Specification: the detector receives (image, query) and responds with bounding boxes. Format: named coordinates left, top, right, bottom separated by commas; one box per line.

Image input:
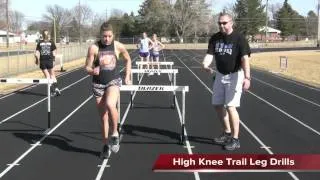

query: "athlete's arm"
left=116, top=41, right=132, bottom=85
left=85, top=44, right=99, bottom=76
left=202, top=54, right=214, bottom=73
left=157, top=40, right=165, bottom=49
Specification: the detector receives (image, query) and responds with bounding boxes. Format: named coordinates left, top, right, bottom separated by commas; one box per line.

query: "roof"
left=0, top=30, right=16, bottom=36
left=259, top=26, right=281, bottom=33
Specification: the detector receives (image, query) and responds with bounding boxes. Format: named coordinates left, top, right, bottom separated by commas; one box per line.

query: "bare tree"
left=9, top=10, right=24, bottom=33
left=0, top=0, right=8, bottom=30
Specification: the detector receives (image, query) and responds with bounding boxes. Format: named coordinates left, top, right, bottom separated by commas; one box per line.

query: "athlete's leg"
left=105, top=85, right=120, bottom=153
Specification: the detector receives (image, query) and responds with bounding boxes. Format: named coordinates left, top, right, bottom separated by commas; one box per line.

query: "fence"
left=0, top=36, right=318, bottom=77
left=0, top=43, right=88, bottom=77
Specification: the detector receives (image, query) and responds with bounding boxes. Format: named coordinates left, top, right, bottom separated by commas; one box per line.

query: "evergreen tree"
left=234, top=0, right=266, bottom=36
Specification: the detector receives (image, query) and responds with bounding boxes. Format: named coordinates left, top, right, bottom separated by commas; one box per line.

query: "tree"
left=9, top=10, right=24, bottom=33
left=43, top=4, right=73, bottom=41
left=306, top=11, right=317, bottom=37
left=275, top=0, right=307, bottom=39
left=234, top=0, right=266, bottom=36
left=138, top=0, right=171, bottom=36
left=169, top=0, right=211, bottom=42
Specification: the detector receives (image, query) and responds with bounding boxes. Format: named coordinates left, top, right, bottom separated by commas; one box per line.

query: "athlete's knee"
left=226, top=106, right=237, bottom=113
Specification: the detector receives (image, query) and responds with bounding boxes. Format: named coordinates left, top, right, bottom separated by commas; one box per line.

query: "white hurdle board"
left=0, top=78, right=54, bottom=129
left=118, top=85, right=189, bottom=145
left=135, top=61, right=175, bottom=81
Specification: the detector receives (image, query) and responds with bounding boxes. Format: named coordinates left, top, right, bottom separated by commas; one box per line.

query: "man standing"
left=35, top=29, right=61, bottom=96
left=202, top=12, right=251, bottom=151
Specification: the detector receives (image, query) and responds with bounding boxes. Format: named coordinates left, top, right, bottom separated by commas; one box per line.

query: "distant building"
left=0, top=30, right=17, bottom=44
left=254, top=26, right=281, bottom=42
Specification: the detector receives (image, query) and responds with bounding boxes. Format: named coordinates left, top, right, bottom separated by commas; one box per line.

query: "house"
left=254, top=26, right=281, bottom=42
left=0, top=30, right=17, bottom=44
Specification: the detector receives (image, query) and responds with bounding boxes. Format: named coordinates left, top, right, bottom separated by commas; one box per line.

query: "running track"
left=0, top=49, right=319, bottom=180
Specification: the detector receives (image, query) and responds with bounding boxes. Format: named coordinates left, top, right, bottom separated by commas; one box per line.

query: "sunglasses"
left=218, top=21, right=229, bottom=25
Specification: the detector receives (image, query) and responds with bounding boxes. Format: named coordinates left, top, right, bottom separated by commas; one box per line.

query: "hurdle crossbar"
left=0, top=78, right=54, bottom=129
left=131, top=69, right=178, bottom=74
left=135, top=61, right=174, bottom=66
left=118, top=85, right=189, bottom=144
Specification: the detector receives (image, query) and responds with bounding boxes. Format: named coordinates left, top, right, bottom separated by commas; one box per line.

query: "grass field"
left=251, top=50, right=320, bottom=88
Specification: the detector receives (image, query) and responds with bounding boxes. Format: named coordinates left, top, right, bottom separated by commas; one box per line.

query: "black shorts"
left=39, top=61, right=53, bottom=70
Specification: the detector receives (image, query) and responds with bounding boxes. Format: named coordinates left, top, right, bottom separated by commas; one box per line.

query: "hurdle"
left=118, top=85, right=189, bottom=145
left=129, top=68, right=178, bottom=109
left=0, top=78, right=54, bottom=129
left=55, top=54, right=66, bottom=72
left=135, top=61, right=174, bottom=81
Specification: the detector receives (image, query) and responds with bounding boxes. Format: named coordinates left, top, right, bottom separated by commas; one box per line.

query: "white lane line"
left=0, top=50, right=137, bottom=100
left=1, top=55, right=140, bottom=179
left=0, top=53, right=140, bottom=125
left=0, top=95, right=93, bottom=178
left=164, top=50, right=200, bottom=180
left=0, top=67, right=83, bottom=100
left=95, top=74, right=144, bottom=180
left=184, top=50, right=320, bottom=137
left=172, top=50, right=299, bottom=180
left=174, top=96, right=200, bottom=180
left=188, top=49, right=320, bottom=92
left=252, top=77, right=320, bottom=108
left=248, top=91, right=320, bottom=136
left=254, top=68, right=320, bottom=92
left=0, top=75, right=90, bottom=125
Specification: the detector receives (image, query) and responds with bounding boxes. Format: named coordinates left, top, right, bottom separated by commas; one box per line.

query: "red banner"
left=152, top=154, right=320, bottom=172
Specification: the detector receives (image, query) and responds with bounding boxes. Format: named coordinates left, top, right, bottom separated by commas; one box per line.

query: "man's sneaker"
left=148, top=72, right=154, bottom=76
left=55, top=88, right=61, bottom=96
left=213, top=132, right=231, bottom=145
left=224, top=138, right=240, bottom=151
left=100, top=144, right=110, bottom=159
left=109, top=135, right=120, bottom=153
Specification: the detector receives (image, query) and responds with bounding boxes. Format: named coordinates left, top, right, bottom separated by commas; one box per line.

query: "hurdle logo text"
left=138, top=86, right=165, bottom=91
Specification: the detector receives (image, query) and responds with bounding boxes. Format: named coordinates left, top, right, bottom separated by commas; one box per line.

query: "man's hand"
left=34, top=55, right=39, bottom=65
left=243, top=78, right=251, bottom=91
left=203, top=66, right=214, bottom=74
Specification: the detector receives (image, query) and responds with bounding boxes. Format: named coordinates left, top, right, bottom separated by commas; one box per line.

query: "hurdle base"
left=179, top=135, right=186, bottom=145
left=60, top=67, right=66, bottom=72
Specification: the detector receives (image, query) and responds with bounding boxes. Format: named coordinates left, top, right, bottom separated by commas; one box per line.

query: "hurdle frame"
left=129, top=68, right=178, bottom=109
left=118, top=85, right=189, bottom=145
left=0, top=78, right=54, bottom=129
left=135, top=61, right=174, bottom=82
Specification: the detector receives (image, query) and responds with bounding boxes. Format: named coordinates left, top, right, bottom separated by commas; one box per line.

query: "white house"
left=0, top=30, right=17, bottom=44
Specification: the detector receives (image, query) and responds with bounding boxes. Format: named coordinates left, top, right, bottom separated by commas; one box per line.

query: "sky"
left=11, top=0, right=318, bottom=21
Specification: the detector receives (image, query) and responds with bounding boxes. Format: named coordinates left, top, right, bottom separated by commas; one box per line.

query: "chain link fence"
left=0, top=43, right=89, bottom=77
left=0, top=35, right=318, bottom=77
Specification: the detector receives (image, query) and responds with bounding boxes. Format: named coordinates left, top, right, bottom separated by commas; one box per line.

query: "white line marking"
left=172, top=50, right=299, bottom=180
left=254, top=68, right=320, bottom=92
left=95, top=58, right=142, bottom=180
left=0, top=95, right=93, bottom=178
left=185, top=50, right=320, bottom=136
left=165, top=51, right=200, bottom=180
left=253, top=77, right=320, bottom=108
left=248, top=91, right=320, bottom=136
left=0, top=50, right=137, bottom=100
left=0, top=67, right=82, bottom=100
left=0, top=75, right=89, bottom=125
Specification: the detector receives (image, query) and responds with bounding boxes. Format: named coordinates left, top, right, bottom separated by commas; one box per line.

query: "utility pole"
left=6, top=0, right=9, bottom=48
left=317, top=0, right=320, bottom=47
left=265, top=0, right=269, bottom=44
left=79, top=0, right=82, bottom=45
left=53, top=17, right=56, bottom=44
